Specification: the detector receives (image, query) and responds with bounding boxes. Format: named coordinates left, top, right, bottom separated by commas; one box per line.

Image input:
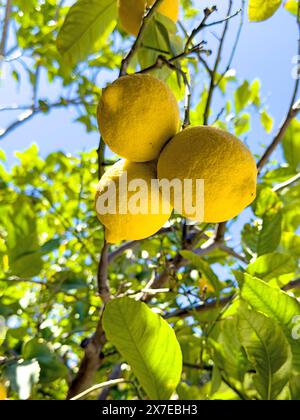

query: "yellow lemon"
left=118, top=0, right=179, bottom=37
left=0, top=383, right=7, bottom=400
left=98, top=74, right=180, bottom=162
left=147, top=0, right=179, bottom=22
left=118, top=0, right=146, bottom=37
left=95, top=159, right=172, bottom=243
left=157, top=126, right=257, bottom=223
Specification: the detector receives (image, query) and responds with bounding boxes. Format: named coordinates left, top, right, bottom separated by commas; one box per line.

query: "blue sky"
left=0, top=1, right=297, bottom=166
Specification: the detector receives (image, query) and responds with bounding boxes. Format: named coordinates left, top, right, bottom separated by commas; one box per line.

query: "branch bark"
left=203, top=0, right=233, bottom=125
left=0, top=0, right=12, bottom=57
left=257, top=99, right=300, bottom=172
left=66, top=315, right=106, bottom=399
left=0, top=98, right=88, bottom=141
left=257, top=5, right=300, bottom=172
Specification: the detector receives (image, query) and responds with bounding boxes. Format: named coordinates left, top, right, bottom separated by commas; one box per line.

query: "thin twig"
left=0, top=0, right=12, bottom=57
left=70, top=378, right=126, bottom=400
left=185, top=6, right=218, bottom=52
left=0, top=98, right=89, bottom=141
left=203, top=0, right=233, bottom=125
left=272, top=172, right=300, bottom=192
left=257, top=5, right=300, bottom=173
left=164, top=295, right=234, bottom=319
left=257, top=99, right=300, bottom=172
left=215, top=0, right=245, bottom=88
left=97, top=241, right=110, bottom=303
left=98, top=364, right=122, bottom=400
left=137, top=43, right=209, bottom=74
left=203, top=8, right=242, bottom=29
left=119, top=0, right=165, bottom=76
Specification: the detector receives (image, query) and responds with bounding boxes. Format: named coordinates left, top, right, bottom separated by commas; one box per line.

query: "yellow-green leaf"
left=241, top=274, right=300, bottom=372
left=248, top=0, right=282, bottom=21
left=103, top=297, right=182, bottom=400
left=238, top=305, right=292, bottom=400
left=261, top=110, right=274, bottom=133
left=57, top=0, right=117, bottom=68
left=285, top=0, right=298, bottom=15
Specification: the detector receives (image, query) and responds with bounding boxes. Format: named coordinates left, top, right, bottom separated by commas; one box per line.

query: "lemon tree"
left=0, top=0, right=299, bottom=401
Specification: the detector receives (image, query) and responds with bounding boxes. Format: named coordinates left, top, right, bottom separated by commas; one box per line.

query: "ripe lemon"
left=157, top=126, right=257, bottom=223
left=118, top=0, right=179, bottom=37
left=147, top=0, right=179, bottom=22
left=0, top=383, right=7, bottom=400
left=98, top=74, right=180, bottom=162
left=95, top=159, right=172, bottom=243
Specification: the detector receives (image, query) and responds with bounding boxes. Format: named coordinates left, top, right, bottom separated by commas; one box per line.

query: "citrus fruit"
left=157, top=126, right=257, bottom=223
left=118, top=0, right=179, bottom=36
left=0, top=383, right=7, bottom=400
left=95, top=159, right=172, bottom=243
left=98, top=74, right=180, bottom=162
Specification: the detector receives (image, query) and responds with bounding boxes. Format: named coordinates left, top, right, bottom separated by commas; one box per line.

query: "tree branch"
left=66, top=314, right=106, bottom=399
left=165, top=277, right=300, bottom=320
left=97, top=240, right=110, bottom=303
left=0, top=0, right=12, bottom=57
left=203, top=0, right=233, bottom=125
left=119, top=0, right=165, bottom=76
left=257, top=99, right=300, bottom=172
left=272, top=172, right=300, bottom=192
left=184, top=6, right=217, bottom=52
left=257, top=4, right=300, bottom=173
left=283, top=278, right=300, bottom=291
left=70, top=378, right=126, bottom=401
left=164, top=294, right=234, bottom=319
left=0, top=98, right=89, bottom=141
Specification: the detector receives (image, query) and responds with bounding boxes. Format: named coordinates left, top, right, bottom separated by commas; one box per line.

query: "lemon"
left=98, top=74, right=180, bottom=162
left=95, top=159, right=172, bottom=243
left=147, top=0, right=179, bottom=22
left=0, top=383, right=7, bottom=400
left=157, top=126, right=257, bottom=223
left=118, top=0, right=179, bottom=37
left=118, top=0, right=146, bottom=37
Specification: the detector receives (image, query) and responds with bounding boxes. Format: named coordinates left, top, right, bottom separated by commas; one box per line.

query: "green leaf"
left=0, top=149, right=6, bottom=162
left=261, top=110, right=274, bottom=133
left=250, top=79, right=261, bottom=107
left=285, top=0, right=298, bottom=15
left=282, top=119, right=300, bottom=170
left=40, top=238, right=61, bottom=255
left=234, top=81, right=251, bottom=113
left=241, top=274, right=300, bottom=372
left=22, top=339, right=68, bottom=383
left=234, top=113, right=251, bottom=136
left=257, top=211, right=282, bottom=255
left=210, top=316, right=250, bottom=382
left=177, top=382, right=209, bottom=400
left=253, top=186, right=281, bottom=218
left=0, top=315, right=7, bottom=346
left=290, top=375, right=300, bottom=400
left=57, top=0, right=117, bottom=68
left=180, top=250, right=222, bottom=291
left=247, top=252, right=297, bottom=281
left=5, top=196, right=43, bottom=277
left=102, top=297, right=182, bottom=400
left=5, top=360, right=40, bottom=400
left=248, top=0, right=282, bottom=21
left=280, top=232, right=300, bottom=257
left=238, top=305, right=292, bottom=400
